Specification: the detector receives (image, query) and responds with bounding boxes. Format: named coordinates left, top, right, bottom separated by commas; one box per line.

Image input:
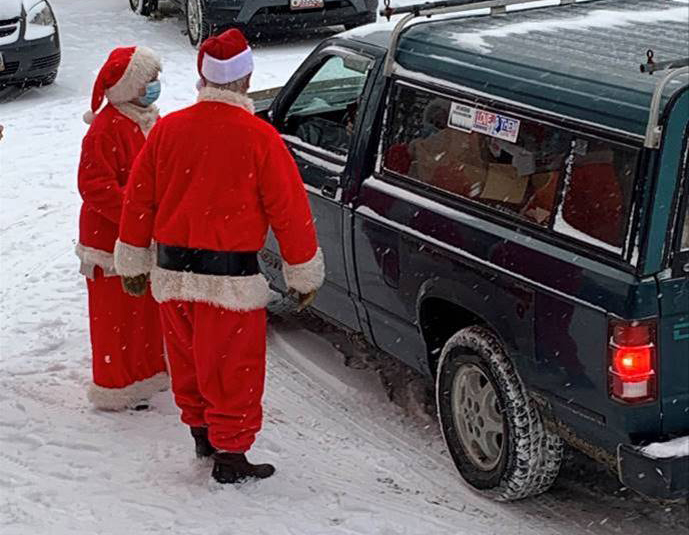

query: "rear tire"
left=129, top=0, right=157, bottom=16
left=436, top=326, right=563, bottom=501
left=186, top=0, right=211, bottom=48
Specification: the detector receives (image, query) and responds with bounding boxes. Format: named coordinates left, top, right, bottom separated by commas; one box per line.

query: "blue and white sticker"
left=472, top=109, right=521, bottom=143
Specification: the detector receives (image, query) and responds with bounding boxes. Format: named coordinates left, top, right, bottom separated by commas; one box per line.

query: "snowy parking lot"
left=1, top=1, right=688, bottom=534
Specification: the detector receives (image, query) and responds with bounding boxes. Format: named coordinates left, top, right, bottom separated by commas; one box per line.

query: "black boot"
left=211, top=452, right=275, bottom=484
left=190, top=427, right=216, bottom=459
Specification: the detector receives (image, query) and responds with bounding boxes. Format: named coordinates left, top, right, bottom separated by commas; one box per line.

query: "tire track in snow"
left=266, top=331, right=548, bottom=535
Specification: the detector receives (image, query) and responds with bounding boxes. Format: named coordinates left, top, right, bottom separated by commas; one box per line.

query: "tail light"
left=608, top=319, right=657, bottom=403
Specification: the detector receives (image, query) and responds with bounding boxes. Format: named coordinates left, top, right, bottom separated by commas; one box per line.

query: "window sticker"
left=448, top=102, right=476, bottom=133
left=472, top=110, right=521, bottom=144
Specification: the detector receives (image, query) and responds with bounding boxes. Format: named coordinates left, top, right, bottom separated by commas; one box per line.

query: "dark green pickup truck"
left=257, top=0, right=689, bottom=501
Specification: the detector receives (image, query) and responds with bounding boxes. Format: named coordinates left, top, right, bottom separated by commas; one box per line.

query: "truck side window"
left=681, top=206, right=689, bottom=250
left=382, top=84, right=570, bottom=227
left=283, top=55, right=369, bottom=156
left=556, top=139, right=638, bottom=250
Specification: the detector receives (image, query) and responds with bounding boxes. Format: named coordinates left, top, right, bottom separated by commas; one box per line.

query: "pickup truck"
left=257, top=0, right=689, bottom=501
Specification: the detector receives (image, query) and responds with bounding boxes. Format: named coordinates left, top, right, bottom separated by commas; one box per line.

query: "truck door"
left=263, top=46, right=374, bottom=331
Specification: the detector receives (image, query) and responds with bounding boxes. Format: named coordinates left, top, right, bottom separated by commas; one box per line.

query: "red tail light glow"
left=609, top=320, right=657, bottom=403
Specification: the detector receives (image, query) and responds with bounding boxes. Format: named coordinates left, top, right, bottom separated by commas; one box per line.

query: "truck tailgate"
left=657, top=274, right=689, bottom=435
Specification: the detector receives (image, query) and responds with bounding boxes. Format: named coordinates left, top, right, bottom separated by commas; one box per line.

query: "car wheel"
left=129, top=0, right=157, bottom=16
left=186, top=0, right=211, bottom=48
left=436, top=325, right=563, bottom=501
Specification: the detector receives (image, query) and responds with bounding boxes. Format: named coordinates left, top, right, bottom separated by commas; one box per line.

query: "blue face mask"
left=138, top=80, right=161, bottom=107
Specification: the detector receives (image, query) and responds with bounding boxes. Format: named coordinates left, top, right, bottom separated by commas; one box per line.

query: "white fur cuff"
left=75, top=243, right=115, bottom=271
left=283, top=248, right=325, bottom=294
left=197, top=87, right=255, bottom=114
left=88, top=372, right=169, bottom=411
left=151, top=267, right=271, bottom=311
left=114, top=239, right=154, bottom=277
left=202, top=47, right=254, bottom=85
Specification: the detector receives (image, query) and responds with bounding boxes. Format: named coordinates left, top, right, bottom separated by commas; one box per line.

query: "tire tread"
left=438, top=325, right=563, bottom=501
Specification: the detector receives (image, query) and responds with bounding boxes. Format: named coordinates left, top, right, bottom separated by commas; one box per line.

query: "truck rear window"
left=382, top=83, right=639, bottom=254
left=555, top=140, right=638, bottom=250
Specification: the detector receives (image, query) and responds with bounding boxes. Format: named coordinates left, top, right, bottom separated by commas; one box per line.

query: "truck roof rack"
left=640, top=50, right=689, bottom=75
left=381, top=0, right=585, bottom=77
left=644, top=64, right=689, bottom=149
left=379, top=0, right=688, bottom=148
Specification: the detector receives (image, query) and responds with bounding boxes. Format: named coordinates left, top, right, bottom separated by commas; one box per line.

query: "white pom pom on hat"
left=83, top=110, right=96, bottom=124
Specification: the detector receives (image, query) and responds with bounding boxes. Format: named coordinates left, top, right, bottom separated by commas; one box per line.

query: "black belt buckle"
left=157, top=244, right=260, bottom=277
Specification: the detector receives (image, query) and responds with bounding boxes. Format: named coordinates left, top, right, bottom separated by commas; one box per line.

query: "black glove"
left=121, top=274, right=149, bottom=297
left=289, top=289, right=317, bottom=312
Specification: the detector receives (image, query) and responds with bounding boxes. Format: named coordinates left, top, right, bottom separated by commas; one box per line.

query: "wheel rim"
left=451, top=363, right=504, bottom=471
left=187, top=0, right=202, bottom=43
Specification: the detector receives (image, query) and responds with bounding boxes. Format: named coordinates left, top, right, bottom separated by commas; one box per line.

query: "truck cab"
left=258, top=0, right=689, bottom=501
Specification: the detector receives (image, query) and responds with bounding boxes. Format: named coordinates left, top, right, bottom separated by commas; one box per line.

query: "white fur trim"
left=75, top=243, right=115, bottom=272
left=202, top=47, right=254, bottom=85
left=88, top=372, right=169, bottom=411
left=151, top=267, right=271, bottom=311
left=283, top=248, right=325, bottom=294
left=114, top=239, right=154, bottom=277
left=106, top=47, right=161, bottom=105
left=197, top=87, right=255, bottom=114
left=114, top=102, right=159, bottom=136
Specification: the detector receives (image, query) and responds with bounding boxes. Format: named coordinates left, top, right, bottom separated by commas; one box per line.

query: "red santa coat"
left=76, top=101, right=167, bottom=411
left=562, top=152, right=624, bottom=247
left=76, top=103, right=158, bottom=275
left=114, top=87, right=324, bottom=310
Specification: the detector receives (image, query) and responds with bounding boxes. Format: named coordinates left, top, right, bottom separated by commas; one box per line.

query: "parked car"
left=256, top=0, right=689, bottom=501
left=0, top=0, right=60, bottom=88
left=129, top=0, right=379, bottom=47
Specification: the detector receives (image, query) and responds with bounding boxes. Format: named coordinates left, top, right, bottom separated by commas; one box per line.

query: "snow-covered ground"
left=1, top=1, right=687, bottom=534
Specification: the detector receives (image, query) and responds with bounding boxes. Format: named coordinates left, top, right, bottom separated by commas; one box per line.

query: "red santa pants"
left=159, top=301, right=266, bottom=453
left=87, top=268, right=167, bottom=394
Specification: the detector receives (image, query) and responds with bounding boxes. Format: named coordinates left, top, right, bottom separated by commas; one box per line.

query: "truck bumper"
left=0, top=34, right=60, bottom=87
left=209, top=0, right=375, bottom=30
left=617, top=439, right=689, bottom=500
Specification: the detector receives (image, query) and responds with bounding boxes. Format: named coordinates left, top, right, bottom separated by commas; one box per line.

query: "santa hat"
left=197, top=29, right=253, bottom=87
left=84, top=46, right=161, bottom=124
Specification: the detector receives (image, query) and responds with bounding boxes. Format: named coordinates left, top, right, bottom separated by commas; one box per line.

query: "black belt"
left=157, top=244, right=260, bottom=276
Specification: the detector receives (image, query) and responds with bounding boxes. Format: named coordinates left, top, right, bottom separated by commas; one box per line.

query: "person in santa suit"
left=76, top=46, right=168, bottom=411
left=114, top=28, right=324, bottom=484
